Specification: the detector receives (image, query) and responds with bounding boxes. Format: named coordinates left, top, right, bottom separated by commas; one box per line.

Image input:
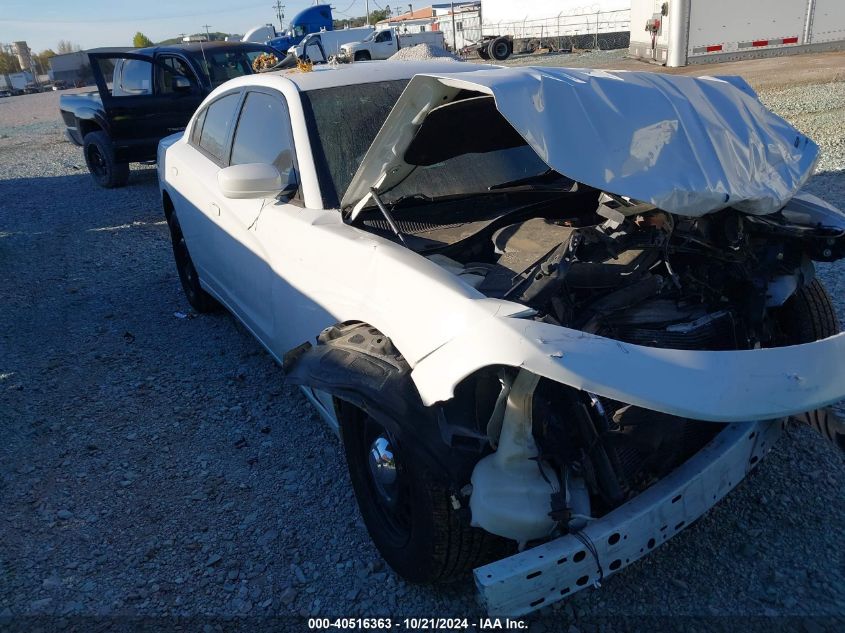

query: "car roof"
left=234, top=59, right=496, bottom=92
left=136, top=42, right=275, bottom=56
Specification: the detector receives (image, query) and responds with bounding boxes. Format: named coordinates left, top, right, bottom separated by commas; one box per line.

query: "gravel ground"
left=1, top=63, right=844, bottom=632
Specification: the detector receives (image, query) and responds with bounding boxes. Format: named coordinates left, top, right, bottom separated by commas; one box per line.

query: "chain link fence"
left=441, top=8, right=631, bottom=54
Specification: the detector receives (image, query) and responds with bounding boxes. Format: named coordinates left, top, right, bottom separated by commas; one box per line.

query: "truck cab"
left=60, top=42, right=277, bottom=188
left=266, top=4, right=334, bottom=55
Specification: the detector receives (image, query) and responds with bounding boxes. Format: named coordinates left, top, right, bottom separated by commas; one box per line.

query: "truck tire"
left=166, top=212, right=220, bottom=313
left=489, top=36, right=511, bottom=61
left=354, top=51, right=371, bottom=62
left=340, top=400, right=509, bottom=583
left=477, top=44, right=490, bottom=60
left=83, top=131, right=130, bottom=188
left=776, top=278, right=839, bottom=344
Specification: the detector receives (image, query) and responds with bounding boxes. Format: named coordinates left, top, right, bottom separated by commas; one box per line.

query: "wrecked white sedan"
left=158, top=61, right=845, bottom=615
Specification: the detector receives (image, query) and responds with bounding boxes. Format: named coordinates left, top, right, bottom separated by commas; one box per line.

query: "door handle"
left=210, top=202, right=220, bottom=216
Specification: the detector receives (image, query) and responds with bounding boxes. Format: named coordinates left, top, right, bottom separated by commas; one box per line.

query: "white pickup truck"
left=339, top=27, right=446, bottom=61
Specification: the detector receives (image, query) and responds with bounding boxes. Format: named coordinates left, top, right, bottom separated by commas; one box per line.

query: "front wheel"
left=354, top=51, right=371, bottom=62
left=340, top=403, right=507, bottom=583
left=776, top=278, right=839, bottom=343
left=83, top=131, right=129, bottom=188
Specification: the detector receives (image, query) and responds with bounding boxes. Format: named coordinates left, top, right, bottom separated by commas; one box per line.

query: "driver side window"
left=157, top=56, right=195, bottom=94
left=375, top=30, right=392, bottom=43
left=229, top=91, right=298, bottom=192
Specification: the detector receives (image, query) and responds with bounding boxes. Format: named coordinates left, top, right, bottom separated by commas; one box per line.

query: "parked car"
left=59, top=42, right=278, bottom=188
left=52, top=80, right=70, bottom=90
left=157, top=61, right=845, bottom=616
left=339, top=27, right=446, bottom=61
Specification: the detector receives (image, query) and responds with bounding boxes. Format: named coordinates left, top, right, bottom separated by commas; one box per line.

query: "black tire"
left=489, top=37, right=511, bottom=61
left=166, top=213, right=220, bottom=313
left=477, top=45, right=490, bottom=60
left=354, top=51, right=371, bottom=62
left=776, top=278, right=840, bottom=344
left=83, top=130, right=130, bottom=188
left=340, top=402, right=508, bottom=583
left=794, top=408, right=845, bottom=452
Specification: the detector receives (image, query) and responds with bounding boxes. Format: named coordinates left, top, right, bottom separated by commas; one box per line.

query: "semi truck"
left=265, top=4, right=335, bottom=55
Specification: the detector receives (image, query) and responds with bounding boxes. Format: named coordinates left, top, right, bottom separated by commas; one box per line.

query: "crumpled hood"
left=343, top=66, right=818, bottom=218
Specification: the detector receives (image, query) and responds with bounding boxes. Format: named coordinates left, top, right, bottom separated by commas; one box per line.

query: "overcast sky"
left=0, top=0, right=384, bottom=53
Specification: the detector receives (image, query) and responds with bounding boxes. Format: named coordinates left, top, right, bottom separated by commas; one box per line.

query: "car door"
left=171, top=90, right=243, bottom=295
left=215, top=89, right=300, bottom=343
left=373, top=30, right=396, bottom=59
left=152, top=54, right=204, bottom=135
left=88, top=52, right=201, bottom=161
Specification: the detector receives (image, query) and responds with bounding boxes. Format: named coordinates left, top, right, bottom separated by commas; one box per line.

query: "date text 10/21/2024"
left=307, top=618, right=529, bottom=630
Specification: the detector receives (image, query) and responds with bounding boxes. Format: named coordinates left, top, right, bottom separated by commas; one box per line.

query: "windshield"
left=189, top=48, right=270, bottom=87
left=302, top=80, right=551, bottom=209
left=363, top=31, right=376, bottom=42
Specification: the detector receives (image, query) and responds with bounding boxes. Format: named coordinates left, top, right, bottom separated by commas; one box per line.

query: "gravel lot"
left=1, top=58, right=844, bottom=631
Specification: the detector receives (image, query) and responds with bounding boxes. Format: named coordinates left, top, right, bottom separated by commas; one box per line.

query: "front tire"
left=776, top=278, right=839, bottom=343
left=340, top=402, right=507, bottom=583
left=166, top=213, right=219, bottom=313
left=354, top=51, right=371, bottom=62
left=83, top=131, right=129, bottom=188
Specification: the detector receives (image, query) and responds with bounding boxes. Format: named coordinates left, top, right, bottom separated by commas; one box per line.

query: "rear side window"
left=230, top=91, right=296, bottom=182
left=190, top=108, right=207, bottom=145
left=196, top=93, right=240, bottom=162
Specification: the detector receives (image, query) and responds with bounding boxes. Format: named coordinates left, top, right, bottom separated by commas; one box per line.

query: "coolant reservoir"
left=469, top=371, right=560, bottom=544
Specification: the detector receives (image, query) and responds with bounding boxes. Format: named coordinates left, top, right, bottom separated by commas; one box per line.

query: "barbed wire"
left=441, top=8, right=631, bottom=53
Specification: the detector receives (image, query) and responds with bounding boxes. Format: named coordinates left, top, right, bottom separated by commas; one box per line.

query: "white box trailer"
left=630, top=0, right=845, bottom=67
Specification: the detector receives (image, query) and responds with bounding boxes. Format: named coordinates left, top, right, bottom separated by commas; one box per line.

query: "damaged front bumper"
left=473, top=418, right=784, bottom=616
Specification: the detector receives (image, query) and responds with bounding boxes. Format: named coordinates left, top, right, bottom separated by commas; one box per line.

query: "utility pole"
left=202, top=24, right=212, bottom=41
left=272, top=1, right=285, bottom=32
left=450, top=1, right=457, bottom=50
left=365, top=0, right=370, bottom=26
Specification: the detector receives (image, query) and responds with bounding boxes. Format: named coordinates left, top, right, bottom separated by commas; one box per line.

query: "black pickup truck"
left=60, top=42, right=278, bottom=188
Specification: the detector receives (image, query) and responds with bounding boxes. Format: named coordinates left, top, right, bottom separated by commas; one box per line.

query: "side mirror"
left=218, top=163, right=283, bottom=199
left=172, top=75, right=193, bottom=93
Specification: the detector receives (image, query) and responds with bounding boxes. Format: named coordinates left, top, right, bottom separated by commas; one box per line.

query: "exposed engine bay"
left=354, top=184, right=845, bottom=545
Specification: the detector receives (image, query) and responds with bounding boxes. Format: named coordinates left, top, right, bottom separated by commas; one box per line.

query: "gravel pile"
left=0, top=75, right=844, bottom=628
left=389, top=43, right=462, bottom=62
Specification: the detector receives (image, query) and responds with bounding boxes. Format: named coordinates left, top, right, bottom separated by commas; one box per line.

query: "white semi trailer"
left=630, top=0, right=845, bottom=67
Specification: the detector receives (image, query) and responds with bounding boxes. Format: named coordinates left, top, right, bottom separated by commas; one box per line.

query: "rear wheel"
left=340, top=402, right=508, bottom=583
left=489, top=37, right=511, bottom=61
left=83, top=131, right=129, bottom=188
left=477, top=45, right=490, bottom=60
left=166, top=213, right=220, bottom=313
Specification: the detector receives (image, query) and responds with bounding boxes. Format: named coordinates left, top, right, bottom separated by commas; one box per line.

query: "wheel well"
left=78, top=120, right=102, bottom=138
left=162, top=190, right=175, bottom=221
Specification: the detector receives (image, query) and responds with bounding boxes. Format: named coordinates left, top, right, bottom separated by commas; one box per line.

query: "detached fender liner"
left=284, top=323, right=487, bottom=485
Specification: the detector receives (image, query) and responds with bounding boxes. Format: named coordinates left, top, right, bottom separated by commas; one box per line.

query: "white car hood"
left=343, top=66, right=818, bottom=218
